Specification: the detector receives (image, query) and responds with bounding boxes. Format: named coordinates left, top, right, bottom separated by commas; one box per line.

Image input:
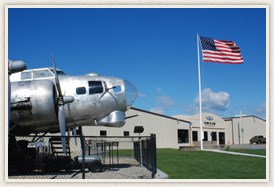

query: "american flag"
left=199, top=36, right=244, bottom=64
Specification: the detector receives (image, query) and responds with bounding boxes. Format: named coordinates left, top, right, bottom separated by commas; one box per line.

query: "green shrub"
left=224, top=146, right=231, bottom=151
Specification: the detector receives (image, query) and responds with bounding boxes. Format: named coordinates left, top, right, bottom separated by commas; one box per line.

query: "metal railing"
left=133, top=134, right=157, bottom=177
left=8, top=134, right=157, bottom=179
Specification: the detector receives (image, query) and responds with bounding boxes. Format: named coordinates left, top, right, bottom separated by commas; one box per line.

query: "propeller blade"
left=67, top=127, right=70, bottom=136
left=72, top=128, right=77, bottom=146
left=58, top=105, right=67, bottom=154
left=52, top=55, right=63, bottom=102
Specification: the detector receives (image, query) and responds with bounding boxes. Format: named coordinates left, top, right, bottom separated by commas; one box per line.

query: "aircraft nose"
left=124, top=80, right=137, bottom=107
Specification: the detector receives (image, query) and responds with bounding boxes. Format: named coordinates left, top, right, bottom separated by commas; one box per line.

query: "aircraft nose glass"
left=124, top=80, right=137, bottom=107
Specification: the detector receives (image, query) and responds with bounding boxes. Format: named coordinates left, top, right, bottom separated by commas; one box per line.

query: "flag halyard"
left=200, top=36, right=244, bottom=64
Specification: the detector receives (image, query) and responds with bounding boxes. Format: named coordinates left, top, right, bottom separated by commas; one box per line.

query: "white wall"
left=225, top=116, right=266, bottom=144
left=81, top=109, right=266, bottom=147
left=83, top=108, right=191, bottom=149
left=175, top=113, right=227, bottom=145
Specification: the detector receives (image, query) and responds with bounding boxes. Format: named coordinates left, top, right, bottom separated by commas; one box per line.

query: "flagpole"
left=197, top=34, right=204, bottom=150
left=240, top=111, right=242, bottom=144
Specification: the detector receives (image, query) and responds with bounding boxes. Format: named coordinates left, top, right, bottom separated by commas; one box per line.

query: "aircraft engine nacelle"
left=10, top=80, right=58, bottom=134
left=96, top=111, right=125, bottom=127
left=8, top=60, right=27, bottom=74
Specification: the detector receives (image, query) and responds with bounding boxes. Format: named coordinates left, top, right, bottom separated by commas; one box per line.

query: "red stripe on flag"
left=203, top=59, right=243, bottom=64
left=203, top=56, right=243, bottom=62
left=201, top=37, right=244, bottom=64
left=203, top=54, right=243, bottom=61
left=203, top=50, right=242, bottom=57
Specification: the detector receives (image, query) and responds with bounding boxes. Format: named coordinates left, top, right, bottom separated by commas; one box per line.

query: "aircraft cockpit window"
left=49, top=69, right=67, bottom=77
left=88, top=81, right=103, bottom=94
left=113, top=86, right=122, bottom=93
left=76, top=87, right=86, bottom=95
left=33, top=70, right=54, bottom=79
left=21, top=71, right=32, bottom=80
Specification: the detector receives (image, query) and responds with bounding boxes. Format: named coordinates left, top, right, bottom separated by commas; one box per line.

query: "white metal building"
left=223, top=115, right=266, bottom=145
left=82, top=107, right=266, bottom=149
left=174, top=113, right=227, bottom=146
left=83, top=107, right=191, bottom=149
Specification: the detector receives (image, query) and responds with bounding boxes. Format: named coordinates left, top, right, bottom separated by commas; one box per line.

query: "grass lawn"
left=229, top=149, right=266, bottom=156
left=157, top=149, right=266, bottom=179
left=118, top=149, right=133, bottom=157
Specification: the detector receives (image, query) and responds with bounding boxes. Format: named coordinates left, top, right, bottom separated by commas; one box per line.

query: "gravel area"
left=8, top=157, right=153, bottom=179
left=9, top=166, right=152, bottom=179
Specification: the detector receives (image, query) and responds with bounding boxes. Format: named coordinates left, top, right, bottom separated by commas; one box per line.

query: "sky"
left=8, top=7, right=267, bottom=119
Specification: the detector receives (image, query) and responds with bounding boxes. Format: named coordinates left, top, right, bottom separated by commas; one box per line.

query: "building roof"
left=174, top=113, right=225, bottom=123
left=130, top=107, right=191, bottom=124
left=130, top=107, right=266, bottom=124
left=173, top=115, right=191, bottom=121
left=223, top=115, right=266, bottom=122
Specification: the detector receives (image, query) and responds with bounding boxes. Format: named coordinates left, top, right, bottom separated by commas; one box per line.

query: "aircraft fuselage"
left=10, top=70, right=137, bottom=135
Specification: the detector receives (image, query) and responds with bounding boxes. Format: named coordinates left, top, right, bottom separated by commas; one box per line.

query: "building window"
left=88, top=81, right=103, bottom=94
left=124, top=131, right=129, bottom=137
left=203, top=131, right=208, bottom=141
left=211, top=132, right=217, bottom=141
left=178, top=129, right=189, bottom=143
left=100, top=130, right=107, bottom=136
left=192, top=131, right=198, bottom=141
left=76, top=87, right=86, bottom=95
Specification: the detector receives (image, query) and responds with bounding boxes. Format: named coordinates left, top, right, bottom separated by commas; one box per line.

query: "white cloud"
left=253, top=103, right=266, bottom=119
left=194, top=88, right=230, bottom=113
left=150, top=107, right=165, bottom=114
left=137, top=92, right=147, bottom=98
left=150, top=93, right=175, bottom=114
left=156, top=96, right=174, bottom=107
left=155, top=87, right=162, bottom=93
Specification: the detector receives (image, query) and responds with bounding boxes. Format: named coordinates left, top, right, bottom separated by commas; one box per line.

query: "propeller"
left=58, top=105, right=66, bottom=154
left=67, top=127, right=77, bottom=146
left=72, top=128, right=77, bottom=146
left=52, top=56, right=64, bottom=104
left=52, top=56, right=74, bottom=154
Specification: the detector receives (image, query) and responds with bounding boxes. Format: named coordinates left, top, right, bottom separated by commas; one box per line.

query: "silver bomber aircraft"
left=9, top=59, right=138, bottom=155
